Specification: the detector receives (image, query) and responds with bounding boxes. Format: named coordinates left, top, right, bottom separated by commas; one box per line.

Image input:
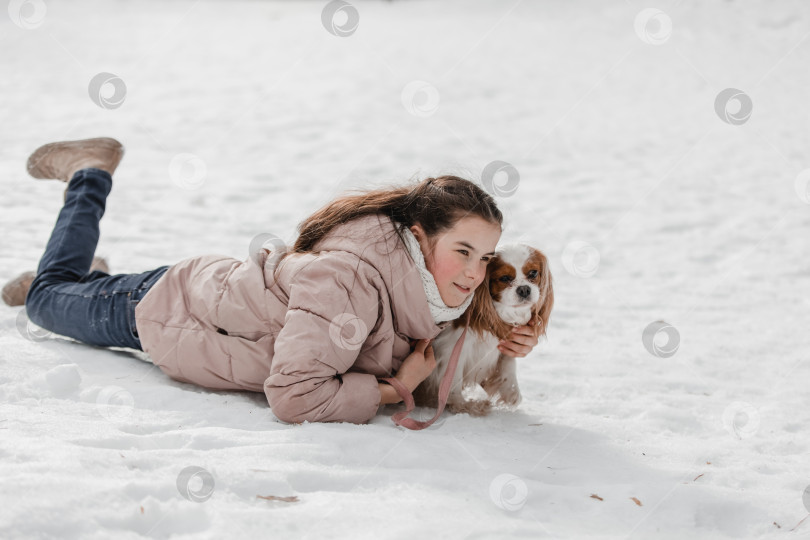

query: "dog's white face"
left=488, top=244, right=547, bottom=326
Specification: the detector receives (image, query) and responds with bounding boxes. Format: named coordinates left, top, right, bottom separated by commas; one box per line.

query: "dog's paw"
left=448, top=399, right=493, bottom=417
left=496, top=383, right=522, bottom=407
left=482, top=376, right=522, bottom=407
left=481, top=376, right=503, bottom=396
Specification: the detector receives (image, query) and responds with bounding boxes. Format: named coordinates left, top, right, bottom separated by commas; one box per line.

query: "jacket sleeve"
left=263, top=251, right=384, bottom=425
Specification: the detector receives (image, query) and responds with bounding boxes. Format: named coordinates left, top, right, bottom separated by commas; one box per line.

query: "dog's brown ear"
left=530, top=251, right=554, bottom=338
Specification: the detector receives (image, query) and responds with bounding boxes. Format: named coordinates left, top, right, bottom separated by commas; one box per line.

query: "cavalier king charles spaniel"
left=413, top=243, right=554, bottom=417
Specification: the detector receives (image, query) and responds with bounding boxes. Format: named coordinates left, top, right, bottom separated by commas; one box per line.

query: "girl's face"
left=410, top=216, right=502, bottom=308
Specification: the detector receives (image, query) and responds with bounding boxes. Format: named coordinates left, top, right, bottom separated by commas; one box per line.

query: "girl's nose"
left=466, top=262, right=483, bottom=284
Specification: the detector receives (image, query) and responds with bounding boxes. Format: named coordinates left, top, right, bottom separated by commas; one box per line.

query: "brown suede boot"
left=1, top=257, right=111, bottom=307
left=27, top=137, right=124, bottom=183
left=2, top=271, right=35, bottom=307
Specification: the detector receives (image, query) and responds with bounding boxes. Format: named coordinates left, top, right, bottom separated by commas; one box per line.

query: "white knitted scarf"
left=398, top=224, right=474, bottom=324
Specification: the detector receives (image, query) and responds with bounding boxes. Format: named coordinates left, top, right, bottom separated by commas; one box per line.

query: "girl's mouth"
left=454, top=283, right=471, bottom=294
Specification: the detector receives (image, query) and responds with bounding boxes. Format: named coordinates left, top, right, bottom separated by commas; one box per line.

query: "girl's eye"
left=499, top=275, right=513, bottom=283
left=527, top=270, right=538, bottom=280
left=459, top=250, right=492, bottom=262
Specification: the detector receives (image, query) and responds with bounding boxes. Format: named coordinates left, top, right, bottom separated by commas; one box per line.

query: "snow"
left=2, top=0, right=809, bottom=538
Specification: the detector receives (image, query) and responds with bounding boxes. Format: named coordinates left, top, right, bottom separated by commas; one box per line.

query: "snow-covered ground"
left=2, top=0, right=809, bottom=538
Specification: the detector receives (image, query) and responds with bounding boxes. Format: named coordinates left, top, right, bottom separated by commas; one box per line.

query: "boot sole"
left=27, top=137, right=124, bottom=181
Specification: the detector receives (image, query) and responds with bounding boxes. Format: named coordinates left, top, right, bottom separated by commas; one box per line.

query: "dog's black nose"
left=516, top=285, right=531, bottom=299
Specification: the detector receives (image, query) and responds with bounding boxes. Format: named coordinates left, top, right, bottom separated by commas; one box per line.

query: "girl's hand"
left=396, top=339, right=436, bottom=392
left=497, top=324, right=540, bottom=358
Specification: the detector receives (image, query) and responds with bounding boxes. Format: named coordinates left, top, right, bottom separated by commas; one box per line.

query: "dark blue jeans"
left=25, top=168, right=170, bottom=351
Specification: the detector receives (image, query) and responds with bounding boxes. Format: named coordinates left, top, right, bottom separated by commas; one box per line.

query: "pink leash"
left=380, top=324, right=468, bottom=430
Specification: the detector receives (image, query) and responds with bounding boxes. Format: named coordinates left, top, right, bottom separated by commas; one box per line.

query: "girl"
left=7, top=137, right=541, bottom=425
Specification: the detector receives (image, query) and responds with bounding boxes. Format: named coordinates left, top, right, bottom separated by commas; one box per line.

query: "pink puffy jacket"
left=134, top=214, right=449, bottom=425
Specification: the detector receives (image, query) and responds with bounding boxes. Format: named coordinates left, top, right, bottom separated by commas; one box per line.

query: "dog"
left=413, top=243, right=554, bottom=417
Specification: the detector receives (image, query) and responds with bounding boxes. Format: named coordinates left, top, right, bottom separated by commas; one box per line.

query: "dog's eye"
left=527, top=270, right=538, bottom=280
left=498, top=275, right=513, bottom=283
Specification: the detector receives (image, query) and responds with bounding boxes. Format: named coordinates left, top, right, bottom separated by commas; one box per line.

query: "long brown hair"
left=291, top=175, right=503, bottom=256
